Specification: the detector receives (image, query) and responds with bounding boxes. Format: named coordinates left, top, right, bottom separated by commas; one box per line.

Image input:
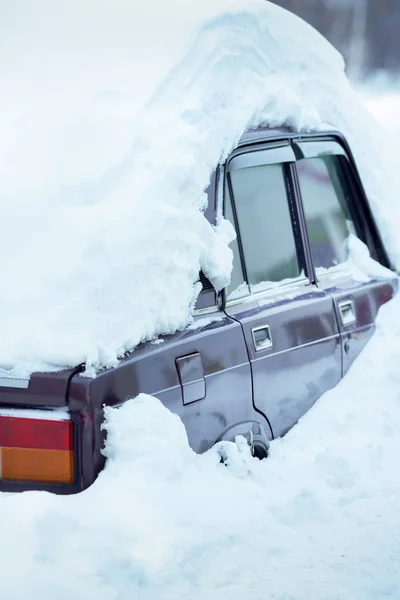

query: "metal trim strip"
left=0, top=378, right=29, bottom=389
left=252, top=333, right=340, bottom=361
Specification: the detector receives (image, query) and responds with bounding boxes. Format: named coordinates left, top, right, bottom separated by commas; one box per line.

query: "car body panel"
left=0, top=126, right=396, bottom=494
left=317, top=274, right=398, bottom=375
left=0, top=370, right=75, bottom=408
left=67, top=312, right=273, bottom=490
left=225, top=283, right=342, bottom=437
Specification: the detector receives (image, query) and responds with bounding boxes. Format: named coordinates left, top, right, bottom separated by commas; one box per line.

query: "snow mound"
left=0, top=0, right=399, bottom=376
left=3, top=290, right=400, bottom=599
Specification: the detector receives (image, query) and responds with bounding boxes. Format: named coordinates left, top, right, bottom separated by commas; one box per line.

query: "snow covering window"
left=228, top=164, right=301, bottom=288
left=297, top=156, right=356, bottom=270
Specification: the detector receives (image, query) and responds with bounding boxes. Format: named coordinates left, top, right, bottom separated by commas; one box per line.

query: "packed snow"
left=2, top=293, right=400, bottom=599
left=314, top=234, right=397, bottom=285
left=0, top=0, right=399, bottom=377
left=2, top=1, right=400, bottom=598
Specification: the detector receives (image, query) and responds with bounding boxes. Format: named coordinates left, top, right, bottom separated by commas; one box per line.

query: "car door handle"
left=252, top=325, right=273, bottom=352
left=338, top=300, right=356, bottom=325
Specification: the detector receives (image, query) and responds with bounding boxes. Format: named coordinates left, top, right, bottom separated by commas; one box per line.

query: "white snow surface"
left=2, top=292, right=400, bottom=599
left=314, top=234, right=398, bottom=285
left=1, top=0, right=399, bottom=377
left=2, top=4, right=400, bottom=596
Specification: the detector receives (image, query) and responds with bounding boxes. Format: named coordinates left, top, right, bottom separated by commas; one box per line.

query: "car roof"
left=237, top=125, right=341, bottom=147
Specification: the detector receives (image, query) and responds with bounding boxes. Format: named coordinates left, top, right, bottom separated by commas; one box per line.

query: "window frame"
left=221, top=131, right=393, bottom=307
left=223, top=142, right=312, bottom=306
left=291, top=135, right=390, bottom=280
left=193, top=169, right=221, bottom=315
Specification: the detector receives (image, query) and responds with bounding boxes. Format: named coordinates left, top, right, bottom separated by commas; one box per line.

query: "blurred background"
left=270, top=0, right=400, bottom=82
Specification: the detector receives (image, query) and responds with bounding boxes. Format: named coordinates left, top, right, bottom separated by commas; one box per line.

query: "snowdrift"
left=0, top=0, right=399, bottom=377
left=2, top=292, right=400, bottom=599
left=2, top=3, right=400, bottom=597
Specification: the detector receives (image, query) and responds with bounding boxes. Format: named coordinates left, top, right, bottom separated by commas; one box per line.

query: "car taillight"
left=0, top=415, right=74, bottom=484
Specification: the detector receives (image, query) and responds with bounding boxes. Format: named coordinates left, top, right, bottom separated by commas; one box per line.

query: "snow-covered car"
left=0, top=126, right=396, bottom=494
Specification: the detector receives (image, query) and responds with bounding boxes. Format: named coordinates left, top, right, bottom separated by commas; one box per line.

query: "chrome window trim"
left=0, top=377, right=30, bottom=389
left=192, top=305, right=221, bottom=317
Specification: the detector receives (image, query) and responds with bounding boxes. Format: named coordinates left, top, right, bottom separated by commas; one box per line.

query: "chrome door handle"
left=252, top=325, right=273, bottom=351
left=338, top=300, right=356, bottom=325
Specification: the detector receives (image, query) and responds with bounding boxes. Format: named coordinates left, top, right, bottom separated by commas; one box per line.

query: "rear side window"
left=230, top=164, right=300, bottom=285
left=224, top=150, right=303, bottom=298
left=296, top=146, right=358, bottom=270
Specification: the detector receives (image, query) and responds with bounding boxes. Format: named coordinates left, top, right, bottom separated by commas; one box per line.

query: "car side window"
left=296, top=152, right=358, bottom=270
left=224, top=154, right=303, bottom=298
left=224, top=180, right=248, bottom=298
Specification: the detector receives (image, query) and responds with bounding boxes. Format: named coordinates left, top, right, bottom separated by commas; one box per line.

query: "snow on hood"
left=0, top=0, right=398, bottom=376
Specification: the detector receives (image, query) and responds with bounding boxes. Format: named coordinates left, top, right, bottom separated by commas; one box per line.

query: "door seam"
left=223, top=308, right=274, bottom=440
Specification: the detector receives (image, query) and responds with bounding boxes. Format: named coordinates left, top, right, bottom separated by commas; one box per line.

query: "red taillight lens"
left=0, top=416, right=74, bottom=484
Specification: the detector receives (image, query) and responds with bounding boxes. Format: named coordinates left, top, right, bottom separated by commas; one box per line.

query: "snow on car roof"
left=0, top=0, right=398, bottom=377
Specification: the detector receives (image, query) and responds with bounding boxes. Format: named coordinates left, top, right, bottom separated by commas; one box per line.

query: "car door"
left=223, top=141, right=342, bottom=438
left=292, top=137, right=398, bottom=376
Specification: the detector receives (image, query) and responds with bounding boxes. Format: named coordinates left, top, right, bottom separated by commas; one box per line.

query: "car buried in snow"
left=0, top=127, right=396, bottom=494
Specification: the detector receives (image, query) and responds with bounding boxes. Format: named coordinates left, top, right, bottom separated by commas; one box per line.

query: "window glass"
left=229, top=163, right=301, bottom=290
left=297, top=155, right=356, bottom=270
left=224, top=181, right=248, bottom=299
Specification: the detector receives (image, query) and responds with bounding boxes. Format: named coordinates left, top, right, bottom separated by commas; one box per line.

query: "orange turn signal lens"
left=1, top=447, right=74, bottom=484
left=0, top=415, right=75, bottom=484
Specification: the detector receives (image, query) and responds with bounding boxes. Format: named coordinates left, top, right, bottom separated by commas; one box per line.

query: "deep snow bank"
left=1, top=0, right=399, bottom=376
left=2, top=292, right=400, bottom=599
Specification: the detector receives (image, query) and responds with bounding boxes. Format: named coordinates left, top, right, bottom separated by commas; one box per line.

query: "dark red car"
left=0, top=127, right=396, bottom=494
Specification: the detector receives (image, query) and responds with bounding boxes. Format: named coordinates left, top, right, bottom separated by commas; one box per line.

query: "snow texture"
left=0, top=0, right=399, bottom=377
left=2, top=290, right=400, bottom=600
left=315, top=235, right=397, bottom=285
left=1, top=2, right=400, bottom=598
